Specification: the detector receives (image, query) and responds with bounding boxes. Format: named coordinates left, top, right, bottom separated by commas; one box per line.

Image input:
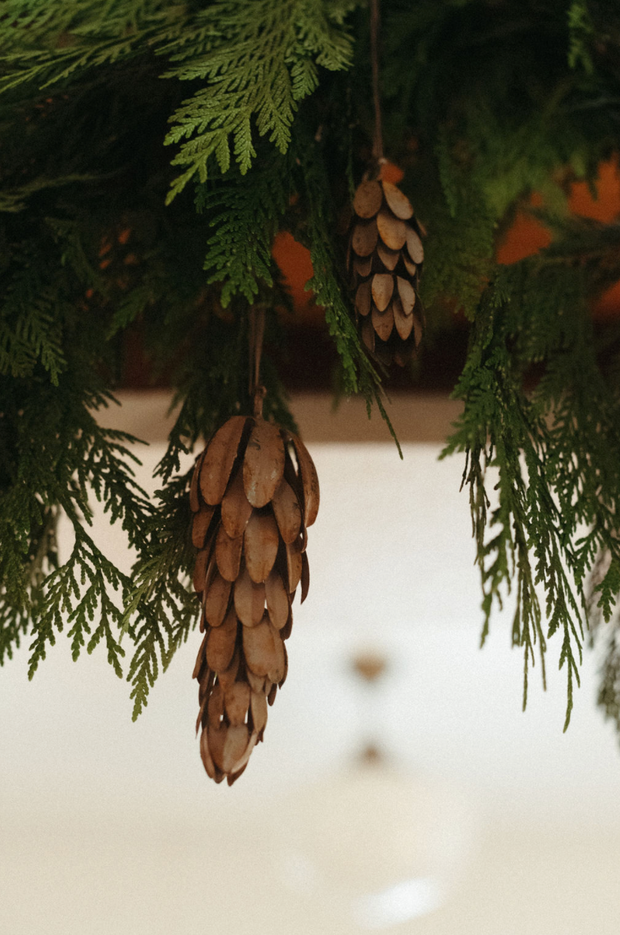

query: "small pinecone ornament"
left=347, top=175, right=425, bottom=367
left=190, top=411, right=319, bottom=785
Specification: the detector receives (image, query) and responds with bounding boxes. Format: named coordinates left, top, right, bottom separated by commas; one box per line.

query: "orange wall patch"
left=271, top=231, right=317, bottom=322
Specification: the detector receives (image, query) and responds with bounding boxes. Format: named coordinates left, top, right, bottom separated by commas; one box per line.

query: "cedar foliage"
left=1, top=0, right=620, bottom=734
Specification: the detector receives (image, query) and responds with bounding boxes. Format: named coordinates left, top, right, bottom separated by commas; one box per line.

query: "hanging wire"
left=248, top=306, right=266, bottom=418
left=370, top=0, right=385, bottom=166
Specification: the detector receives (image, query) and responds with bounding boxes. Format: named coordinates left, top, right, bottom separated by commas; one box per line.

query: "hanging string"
left=248, top=306, right=266, bottom=418
left=370, top=0, right=385, bottom=167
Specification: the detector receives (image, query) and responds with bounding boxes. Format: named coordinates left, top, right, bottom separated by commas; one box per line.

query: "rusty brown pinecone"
left=347, top=175, right=425, bottom=366
left=190, top=413, right=319, bottom=785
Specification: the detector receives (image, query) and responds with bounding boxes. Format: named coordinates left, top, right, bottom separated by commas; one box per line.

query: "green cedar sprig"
left=162, top=0, right=356, bottom=200
left=443, top=222, right=620, bottom=728
left=1, top=0, right=620, bottom=738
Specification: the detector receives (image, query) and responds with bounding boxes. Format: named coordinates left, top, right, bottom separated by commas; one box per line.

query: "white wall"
left=2, top=434, right=620, bottom=934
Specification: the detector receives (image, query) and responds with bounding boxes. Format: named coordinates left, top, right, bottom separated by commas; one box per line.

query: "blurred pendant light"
left=268, top=650, right=477, bottom=930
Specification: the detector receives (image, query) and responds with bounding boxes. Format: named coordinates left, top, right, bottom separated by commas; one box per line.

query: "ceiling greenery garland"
left=1, top=0, right=620, bottom=742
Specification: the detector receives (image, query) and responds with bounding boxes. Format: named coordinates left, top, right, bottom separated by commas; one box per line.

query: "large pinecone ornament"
left=190, top=414, right=319, bottom=785
left=347, top=176, right=425, bottom=366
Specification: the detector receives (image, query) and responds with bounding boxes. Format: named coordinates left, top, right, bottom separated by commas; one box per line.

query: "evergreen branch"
left=0, top=1, right=188, bottom=92
left=568, top=0, right=595, bottom=74
left=444, top=234, right=620, bottom=726
left=0, top=505, right=57, bottom=665
left=163, top=0, right=354, bottom=200
left=28, top=523, right=130, bottom=678
left=0, top=249, right=67, bottom=384
left=150, top=306, right=250, bottom=485
left=0, top=175, right=95, bottom=213
left=596, top=606, right=620, bottom=735
left=195, top=151, right=292, bottom=305
left=123, top=472, right=198, bottom=719
left=1, top=358, right=153, bottom=674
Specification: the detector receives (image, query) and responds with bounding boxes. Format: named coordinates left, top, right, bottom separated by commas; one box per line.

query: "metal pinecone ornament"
left=347, top=173, right=425, bottom=367
left=190, top=382, right=319, bottom=785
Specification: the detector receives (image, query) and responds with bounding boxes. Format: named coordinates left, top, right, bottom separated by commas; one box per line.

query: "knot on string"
left=253, top=384, right=267, bottom=419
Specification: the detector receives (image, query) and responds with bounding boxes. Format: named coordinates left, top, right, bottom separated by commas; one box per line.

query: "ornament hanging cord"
left=248, top=306, right=266, bottom=418
left=370, top=0, right=385, bottom=167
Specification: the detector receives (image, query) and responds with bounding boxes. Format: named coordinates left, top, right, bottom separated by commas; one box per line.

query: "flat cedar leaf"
left=444, top=233, right=620, bottom=729
left=290, top=57, right=319, bottom=100
left=122, top=472, right=198, bottom=719
left=595, top=560, right=620, bottom=623
left=196, top=151, right=291, bottom=305
left=162, top=0, right=354, bottom=197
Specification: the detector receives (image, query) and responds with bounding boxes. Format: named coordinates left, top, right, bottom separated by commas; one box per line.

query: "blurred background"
left=3, top=159, right=620, bottom=934
left=2, top=392, right=620, bottom=935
